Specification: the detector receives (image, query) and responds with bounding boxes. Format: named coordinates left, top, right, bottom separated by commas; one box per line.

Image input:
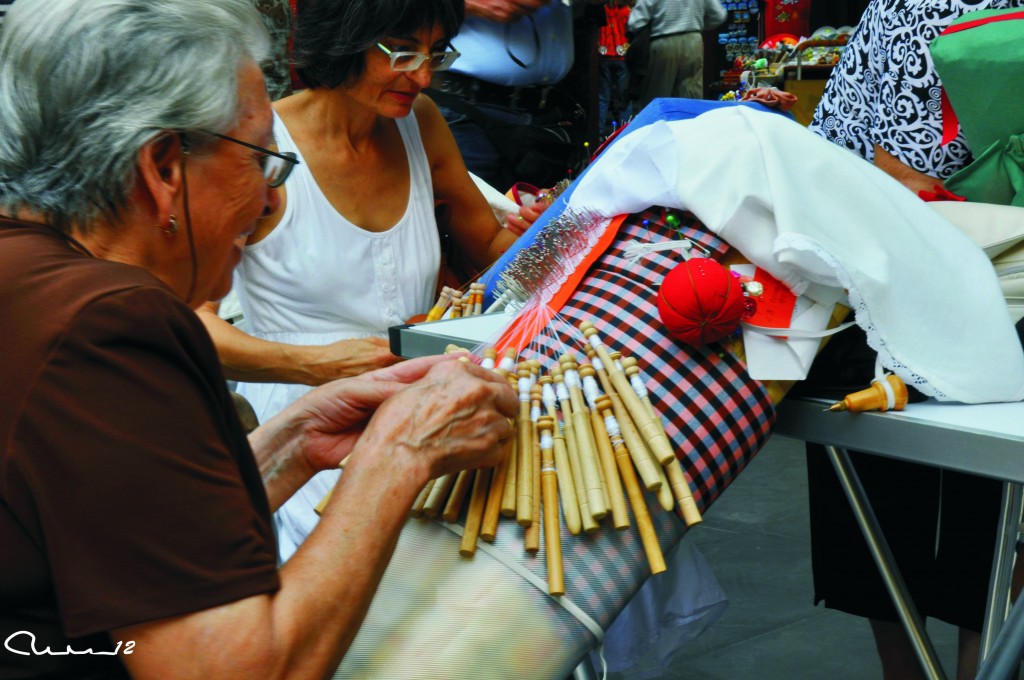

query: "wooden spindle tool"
left=515, top=367, right=534, bottom=527
left=552, top=366, right=599, bottom=533
left=459, top=468, right=492, bottom=556
left=539, top=375, right=582, bottom=535
left=580, top=364, right=630, bottom=530
left=584, top=345, right=663, bottom=491
left=537, top=415, right=565, bottom=595
left=580, top=322, right=676, bottom=466
left=560, top=355, right=610, bottom=520
left=595, top=395, right=666, bottom=574
left=621, top=356, right=702, bottom=526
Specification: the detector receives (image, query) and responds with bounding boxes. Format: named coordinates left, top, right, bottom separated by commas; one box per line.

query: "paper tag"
left=745, top=268, right=797, bottom=331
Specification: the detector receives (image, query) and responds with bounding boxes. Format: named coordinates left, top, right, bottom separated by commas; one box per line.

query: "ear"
left=135, top=133, right=186, bottom=223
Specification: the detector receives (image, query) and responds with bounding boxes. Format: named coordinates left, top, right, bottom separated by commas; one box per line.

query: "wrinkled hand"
left=303, top=336, right=401, bottom=385
left=288, top=355, right=463, bottom=473
left=466, top=0, right=549, bottom=23
left=503, top=198, right=550, bottom=235
left=359, top=359, right=517, bottom=480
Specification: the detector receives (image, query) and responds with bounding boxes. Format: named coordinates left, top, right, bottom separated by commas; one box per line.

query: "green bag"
left=931, top=8, right=1024, bottom=204
left=930, top=8, right=1024, bottom=153
left=946, top=134, right=1024, bottom=208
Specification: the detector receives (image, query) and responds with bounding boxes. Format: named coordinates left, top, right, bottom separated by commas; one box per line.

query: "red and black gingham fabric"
left=520, top=207, right=776, bottom=512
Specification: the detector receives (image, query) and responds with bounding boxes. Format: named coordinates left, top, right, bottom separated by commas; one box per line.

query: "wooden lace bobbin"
left=471, top=283, right=486, bottom=316
left=500, top=372, right=520, bottom=517
left=441, top=470, right=473, bottom=523
left=423, top=474, right=456, bottom=519
left=561, top=355, right=609, bottom=499
left=459, top=468, right=492, bottom=557
left=595, top=395, right=667, bottom=575
left=449, top=290, right=464, bottom=319
left=829, top=375, right=909, bottom=413
left=313, top=455, right=349, bottom=516
left=481, top=433, right=514, bottom=541
left=481, top=358, right=514, bottom=541
left=426, top=286, right=455, bottom=322
left=583, top=346, right=663, bottom=492
left=538, top=375, right=583, bottom=536
left=536, top=415, right=566, bottom=595
left=551, top=367, right=600, bottom=533
left=579, top=364, right=631, bottom=530
left=525, top=385, right=545, bottom=552
left=498, top=347, right=518, bottom=374
left=612, top=352, right=674, bottom=512
left=515, top=367, right=535, bottom=527
left=580, top=322, right=675, bottom=466
left=620, top=355, right=702, bottom=527
left=411, top=479, right=435, bottom=518
left=559, top=355, right=610, bottom=520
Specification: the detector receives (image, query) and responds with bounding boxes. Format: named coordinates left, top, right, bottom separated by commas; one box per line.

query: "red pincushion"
left=657, top=258, right=746, bottom=347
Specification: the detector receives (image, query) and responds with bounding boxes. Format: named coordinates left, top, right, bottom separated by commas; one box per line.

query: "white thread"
left=592, top=357, right=605, bottom=372
left=872, top=356, right=896, bottom=410
left=540, top=433, right=554, bottom=450
left=582, top=375, right=602, bottom=409
left=629, top=374, right=648, bottom=399
left=604, top=415, right=621, bottom=437
left=587, top=335, right=601, bottom=351
left=518, top=377, right=531, bottom=401
left=556, top=382, right=570, bottom=401
left=742, top=320, right=856, bottom=339
left=498, top=356, right=516, bottom=372
left=622, top=238, right=694, bottom=263
left=565, top=370, right=581, bottom=390
left=542, top=383, right=557, bottom=410
left=481, top=357, right=496, bottom=370
left=531, top=405, right=541, bottom=422
left=876, top=376, right=896, bottom=411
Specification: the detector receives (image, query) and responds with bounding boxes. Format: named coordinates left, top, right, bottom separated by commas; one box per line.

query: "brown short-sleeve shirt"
left=0, top=219, right=279, bottom=678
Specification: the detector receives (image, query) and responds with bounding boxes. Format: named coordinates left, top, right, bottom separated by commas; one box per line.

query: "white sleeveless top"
left=233, top=109, right=440, bottom=561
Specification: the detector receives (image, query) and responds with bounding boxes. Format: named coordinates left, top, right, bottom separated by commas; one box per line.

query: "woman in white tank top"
left=197, top=0, right=518, bottom=560
left=199, top=3, right=729, bottom=676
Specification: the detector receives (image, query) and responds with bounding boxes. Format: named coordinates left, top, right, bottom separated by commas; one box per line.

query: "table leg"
left=977, top=482, right=1024, bottom=678
left=825, top=445, right=948, bottom=680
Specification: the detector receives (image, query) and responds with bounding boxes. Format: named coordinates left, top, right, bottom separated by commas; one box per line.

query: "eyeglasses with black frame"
left=198, top=129, right=299, bottom=188
left=375, top=42, right=461, bottom=72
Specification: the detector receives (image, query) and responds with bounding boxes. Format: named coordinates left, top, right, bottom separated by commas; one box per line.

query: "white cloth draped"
left=567, top=106, right=1024, bottom=404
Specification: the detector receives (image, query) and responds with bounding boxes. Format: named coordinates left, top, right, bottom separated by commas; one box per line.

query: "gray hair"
left=0, top=0, right=270, bottom=233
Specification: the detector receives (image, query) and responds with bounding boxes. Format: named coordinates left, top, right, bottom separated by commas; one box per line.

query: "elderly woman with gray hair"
left=0, top=1, right=515, bottom=678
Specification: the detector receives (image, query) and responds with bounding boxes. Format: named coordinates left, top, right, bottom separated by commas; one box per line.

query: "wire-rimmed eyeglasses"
left=376, top=42, right=461, bottom=72
left=199, top=129, right=299, bottom=188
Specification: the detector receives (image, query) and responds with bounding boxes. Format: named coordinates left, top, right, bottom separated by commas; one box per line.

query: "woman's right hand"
left=300, top=337, right=402, bottom=385
left=357, top=359, right=517, bottom=481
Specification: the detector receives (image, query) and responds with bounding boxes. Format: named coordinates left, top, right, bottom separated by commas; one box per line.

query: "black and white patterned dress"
left=809, top=0, right=1024, bottom=179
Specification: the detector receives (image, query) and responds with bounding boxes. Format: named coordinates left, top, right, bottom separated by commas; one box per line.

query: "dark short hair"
left=294, top=0, right=465, bottom=90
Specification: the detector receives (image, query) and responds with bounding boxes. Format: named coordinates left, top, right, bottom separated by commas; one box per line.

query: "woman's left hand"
left=503, top=199, right=550, bottom=236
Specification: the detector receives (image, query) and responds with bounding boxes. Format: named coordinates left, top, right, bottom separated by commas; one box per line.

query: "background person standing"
left=627, top=0, right=726, bottom=108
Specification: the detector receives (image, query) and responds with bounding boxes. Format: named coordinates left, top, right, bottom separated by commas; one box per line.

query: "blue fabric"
left=480, top=97, right=792, bottom=303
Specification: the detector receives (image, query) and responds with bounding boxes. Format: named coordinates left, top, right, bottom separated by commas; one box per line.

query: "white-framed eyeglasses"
left=375, top=42, right=461, bottom=72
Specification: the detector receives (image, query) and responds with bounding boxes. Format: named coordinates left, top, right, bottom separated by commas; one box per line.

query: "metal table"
left=774, top=398, right=1024, bottom=679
